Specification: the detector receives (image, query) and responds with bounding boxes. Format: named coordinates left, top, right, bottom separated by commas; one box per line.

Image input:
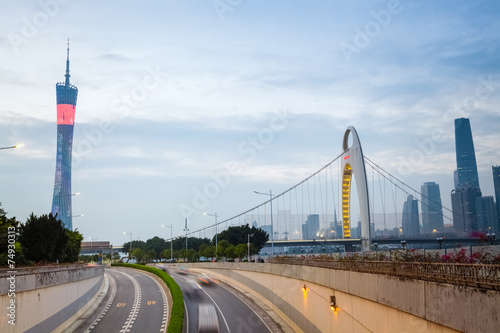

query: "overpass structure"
left=260, top=237, right=498, bottom=254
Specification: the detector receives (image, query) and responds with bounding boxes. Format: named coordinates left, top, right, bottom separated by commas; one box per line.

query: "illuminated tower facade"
left=51, top=41, right=78, bottom=230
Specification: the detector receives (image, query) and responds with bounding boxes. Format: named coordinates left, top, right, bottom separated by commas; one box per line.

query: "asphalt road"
left=163, top=265, right=282, bottom=333
left=77, top=268, right=168, bottom=333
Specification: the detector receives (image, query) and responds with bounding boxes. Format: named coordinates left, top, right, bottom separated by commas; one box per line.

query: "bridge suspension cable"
left=364, top=156, right=454, bottom=223
left=184, top=152, right=345, bottom=238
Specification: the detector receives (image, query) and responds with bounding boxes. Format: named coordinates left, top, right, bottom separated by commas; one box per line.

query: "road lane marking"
left=217, top=282, right=273, bottom=332
left=115, top=269, right=142, bottom=333
left=138, top=269, right=169, bottom=333
left=85, top=273, right=117, bottom=332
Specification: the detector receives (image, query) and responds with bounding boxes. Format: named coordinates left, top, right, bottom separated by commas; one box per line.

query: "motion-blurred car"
left=184, top=278, right=202, bottom=298
left=198, top=303, right=220, bottom=333
left=176, top=266, right=193, bottom=274
left=197, top=272, right=218, bottom=285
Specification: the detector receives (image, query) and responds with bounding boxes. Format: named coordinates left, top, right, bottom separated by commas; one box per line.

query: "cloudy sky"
left=1, top=0, right=499, bottom=246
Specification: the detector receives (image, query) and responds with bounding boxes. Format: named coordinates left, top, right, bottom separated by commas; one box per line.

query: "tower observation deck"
left=51, top=40, right=78, bottom=230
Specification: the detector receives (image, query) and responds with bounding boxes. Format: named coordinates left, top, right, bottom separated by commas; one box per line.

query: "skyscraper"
left=302, top=214, right=319, bottom=240
left=455, top=118, right=480, bottom=188
left=402, top=195, right=420, bottom=237
left=51, top=41, right=78, bottom=230
left=421, top=182, right=444, bottom=234
left=493, top=166, right=500, bottom=232
left=451, top=186, right=482, bottom=233
left=452, top=118, right=482, bottom=233
left=476, top=196, right=497, bottom=232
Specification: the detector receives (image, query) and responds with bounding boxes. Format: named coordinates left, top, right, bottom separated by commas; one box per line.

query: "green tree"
left=123, top=240, right=146, bottom=254
left=235, top=244, right=247, bottom=260
left=185, top=249, right=196, bottom=262
left=64, top=229, right=83, bottom=262
left=225, top=244, right=236, bottom=260
left=160, top=249, right=172, bottom=261
left=203, top=245, right=216, bottom=260
left=216, top=239, right=230, bottom=258
left=145, top=236, right=166, bottom=260
left=19, top=213, right=68, bottom=263
left=145, top=249, right=157, bottom=263
left=217, top=224, right=269, bottom=253
left=174, top=249, right=185, bottom=261
left=0, top=205, right=24, bottom=265
left=132, top=248, right=145, bottom=263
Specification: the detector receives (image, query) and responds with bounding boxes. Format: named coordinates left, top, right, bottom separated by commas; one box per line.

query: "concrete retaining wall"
left=180, top=263, right=499, bottom=333
left=0, top=265, right=104, bottom=333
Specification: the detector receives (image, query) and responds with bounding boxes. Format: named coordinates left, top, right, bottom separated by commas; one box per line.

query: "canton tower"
left=51, top=40, right=78, bottom=230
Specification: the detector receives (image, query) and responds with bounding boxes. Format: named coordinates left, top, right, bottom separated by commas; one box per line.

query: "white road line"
left=113, top=269, right=142, bottom=333
left=85, top=273, right=117, bottom=332
left=140, top=271, right=169, bottom=333
left=175, top=273, right=230, bottom=333
left=184, top=302, right=189, bottom=333
left=217, top=282, right=273, bottom=333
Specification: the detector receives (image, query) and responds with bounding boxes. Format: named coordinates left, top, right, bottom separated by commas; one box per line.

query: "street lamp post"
left=436, top=237, right=444, bottom=249
left=373, top=242, right=379, bottom=258
left=204, top=212, right=218, bottom=256
left=487, top=233, right=496, bottom=245
left=123, top=231, right=133, bottom=256
left=183, top=218, right=189, bottom=251
left=247, top=233, right=253, bottom=262
left=254, top=190, right=274, bottom=255
left=162, top=224, right=173, bottom=262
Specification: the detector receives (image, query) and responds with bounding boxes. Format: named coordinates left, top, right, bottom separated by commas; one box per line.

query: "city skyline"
left=1, top=1, right=499, bottom=246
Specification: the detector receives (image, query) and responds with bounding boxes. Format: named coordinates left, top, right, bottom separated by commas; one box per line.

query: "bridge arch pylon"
left=340, top=126, right=371, bottom=251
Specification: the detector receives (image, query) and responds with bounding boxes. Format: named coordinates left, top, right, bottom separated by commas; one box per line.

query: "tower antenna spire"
left=65, top=38, right=71, bottom=86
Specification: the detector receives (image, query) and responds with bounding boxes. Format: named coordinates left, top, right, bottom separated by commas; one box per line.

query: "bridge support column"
left=341, top=126, right=371, bottom=251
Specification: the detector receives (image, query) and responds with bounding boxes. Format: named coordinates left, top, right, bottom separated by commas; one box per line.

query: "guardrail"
left=267, top=257, right=500, bottom=290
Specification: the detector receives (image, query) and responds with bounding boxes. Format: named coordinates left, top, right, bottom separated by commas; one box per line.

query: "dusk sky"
left=1, top=1, right=499, bottom=246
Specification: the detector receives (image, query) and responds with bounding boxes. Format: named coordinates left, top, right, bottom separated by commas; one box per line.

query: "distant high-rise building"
left=302, top=214, right=319, bottom=240
left=451, top=186, right=482, bottom=233
left=493, top=166, right=500, bottom=232
left=402, top=195, right=420, bottom=237
left=51, top=41, right=78, bottom=230
left=476, top=196, right=497, bottom=232
left=455, top=118, right=480, bottom=188
left=260, top=225, right=272, bottom=237
left=421, top=182, right=444, bottom=234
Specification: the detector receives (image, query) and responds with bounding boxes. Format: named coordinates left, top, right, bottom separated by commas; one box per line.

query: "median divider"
left=111, top=263, right=184, bottom=333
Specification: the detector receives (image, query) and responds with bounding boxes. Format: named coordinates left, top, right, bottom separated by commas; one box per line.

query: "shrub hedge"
left=111, top=263, right=184, bottom=333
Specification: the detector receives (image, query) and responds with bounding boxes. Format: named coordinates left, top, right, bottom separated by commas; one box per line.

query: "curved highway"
left=76, top=268, right=168, bottom=333
left=163, top=265, right=282, bottom=333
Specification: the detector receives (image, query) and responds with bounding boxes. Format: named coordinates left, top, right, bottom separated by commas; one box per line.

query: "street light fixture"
left=254, top=190, right=274, bottom=255
left=487, top=233, right=496, bottom=245
left=162, top=224, right=173, bottom=262
left=436, top=237, right=444, bottom=249
left=0, top=143, right=24, bottom=150
left=204, top=212, right=218, bottom=255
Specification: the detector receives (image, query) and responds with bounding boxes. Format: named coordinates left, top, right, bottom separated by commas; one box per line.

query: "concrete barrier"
left=177, top=262, right=499, bottom=333
left=0, top=265, right=104, bottom=333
